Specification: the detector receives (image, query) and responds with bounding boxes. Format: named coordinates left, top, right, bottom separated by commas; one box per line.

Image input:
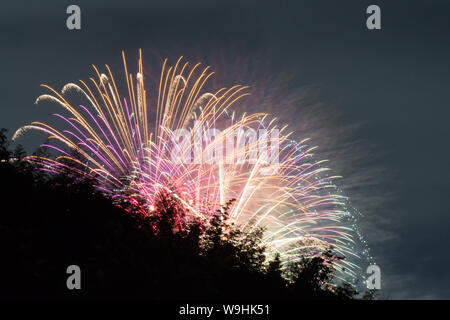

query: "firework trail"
left=14, top=50, right=368, bottom=282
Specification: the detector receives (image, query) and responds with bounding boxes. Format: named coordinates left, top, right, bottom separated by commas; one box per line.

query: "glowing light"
left=14, top=50, right=367, bottom=281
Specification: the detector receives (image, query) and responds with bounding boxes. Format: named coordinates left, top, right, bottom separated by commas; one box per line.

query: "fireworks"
left=14, top=50, right=365, bottom=281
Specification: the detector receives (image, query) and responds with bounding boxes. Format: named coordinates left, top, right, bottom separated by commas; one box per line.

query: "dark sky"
left=1, top=0, right=450, bottom=299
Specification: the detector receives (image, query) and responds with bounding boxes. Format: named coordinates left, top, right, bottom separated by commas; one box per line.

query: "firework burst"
left=14, top=50, right=367, bottom=282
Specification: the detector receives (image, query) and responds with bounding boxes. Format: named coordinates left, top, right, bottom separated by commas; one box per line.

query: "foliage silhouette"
left=0, top=128, right=364, bottom=299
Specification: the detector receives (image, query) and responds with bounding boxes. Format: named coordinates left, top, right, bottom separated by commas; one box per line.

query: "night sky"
left=1, top=0, right=450, bottom=299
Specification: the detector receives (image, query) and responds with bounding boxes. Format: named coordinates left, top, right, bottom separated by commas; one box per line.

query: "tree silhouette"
left=0, top=128, right=368, bottom=299
left=0, top=128, right=11, bottom=161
